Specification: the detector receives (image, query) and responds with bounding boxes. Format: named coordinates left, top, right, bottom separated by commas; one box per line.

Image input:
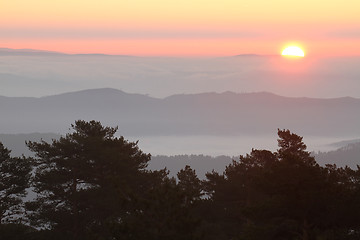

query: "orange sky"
left=2, top=0, right=360, bottom=56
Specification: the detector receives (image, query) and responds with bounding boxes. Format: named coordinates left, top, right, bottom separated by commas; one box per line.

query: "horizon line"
left=0, top=47, right=283, bottom=58
left=0, top=87, right=358, bottom=101
left=3, top=47, right=359, bottom=58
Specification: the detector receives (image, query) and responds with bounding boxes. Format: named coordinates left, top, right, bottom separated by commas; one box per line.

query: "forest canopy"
left=0, top=121, right=359, bottom=240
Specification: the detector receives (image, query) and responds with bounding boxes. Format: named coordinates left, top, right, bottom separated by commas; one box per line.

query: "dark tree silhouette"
left=277, top=129, right=316, bottom=166
left=0, top=142, right=31, bottom=224
left=26, top=120, right=153, bottom=240
left=119, top=166, right=203, bottom=240
left=203, top=129, right=360, bottom=240
left=0, top=124, right=358, bottom=240
left=177, top=165, right=202, bottom=205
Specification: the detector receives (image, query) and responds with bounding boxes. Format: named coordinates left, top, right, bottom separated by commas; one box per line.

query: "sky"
left=2, top=0, right=360, bottom=56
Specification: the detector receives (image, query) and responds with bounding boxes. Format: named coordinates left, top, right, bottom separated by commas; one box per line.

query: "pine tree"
left=0, top=142, right=31, bottom=223
left=26, top=120, right=152, bottom=239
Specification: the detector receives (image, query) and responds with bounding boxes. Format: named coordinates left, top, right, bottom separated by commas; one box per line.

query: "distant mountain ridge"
left=0, top=48, right=131, bottom=57
left=0, top=47, right=271, bottom=58
left=315, top=142, right=360, bottom=169
left=0, top=88, right=359, bottom=137
left=0, top=48, right=66, bottom=56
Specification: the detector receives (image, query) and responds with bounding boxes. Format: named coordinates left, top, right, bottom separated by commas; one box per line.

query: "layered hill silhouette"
left=0, top=88, right=359, bottom=137
left=0, top=48, right=65, bottom=56
left=315, top=142, right=360, bottom=169
left=2, top=48, right=360, bottom=100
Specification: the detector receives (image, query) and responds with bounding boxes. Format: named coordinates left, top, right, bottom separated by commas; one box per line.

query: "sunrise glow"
left=282, top=46, right=305, bottom=57
left=1, top=0, right=360, bottom=56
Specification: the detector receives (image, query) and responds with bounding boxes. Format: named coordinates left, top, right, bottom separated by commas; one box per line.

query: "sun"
left=281, top=46, right=305, bottom=57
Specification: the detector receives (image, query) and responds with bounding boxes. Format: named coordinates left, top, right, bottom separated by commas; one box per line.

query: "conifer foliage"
left=0, top=143, right=31, bottom=224
left=0, top=122, right=360, bottom=240
left=26, top=120, right=152, bottom=239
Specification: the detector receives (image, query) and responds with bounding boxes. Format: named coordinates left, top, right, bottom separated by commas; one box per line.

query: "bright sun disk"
left=281, top=46, right=305, bottom=57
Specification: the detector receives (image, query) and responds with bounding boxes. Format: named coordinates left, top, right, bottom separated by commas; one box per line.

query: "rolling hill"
left=0, top=88, right=359, bottom=137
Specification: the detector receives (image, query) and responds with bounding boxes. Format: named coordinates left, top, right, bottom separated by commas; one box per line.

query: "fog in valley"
left=1, top=49, right=359, bottom=177
left=1, top=48, right=360, bottom=99
left=1, top=48, right=360, bottom=239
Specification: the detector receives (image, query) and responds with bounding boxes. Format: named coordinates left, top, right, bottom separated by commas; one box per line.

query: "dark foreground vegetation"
left=0, top=120, right=360, bottom=240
